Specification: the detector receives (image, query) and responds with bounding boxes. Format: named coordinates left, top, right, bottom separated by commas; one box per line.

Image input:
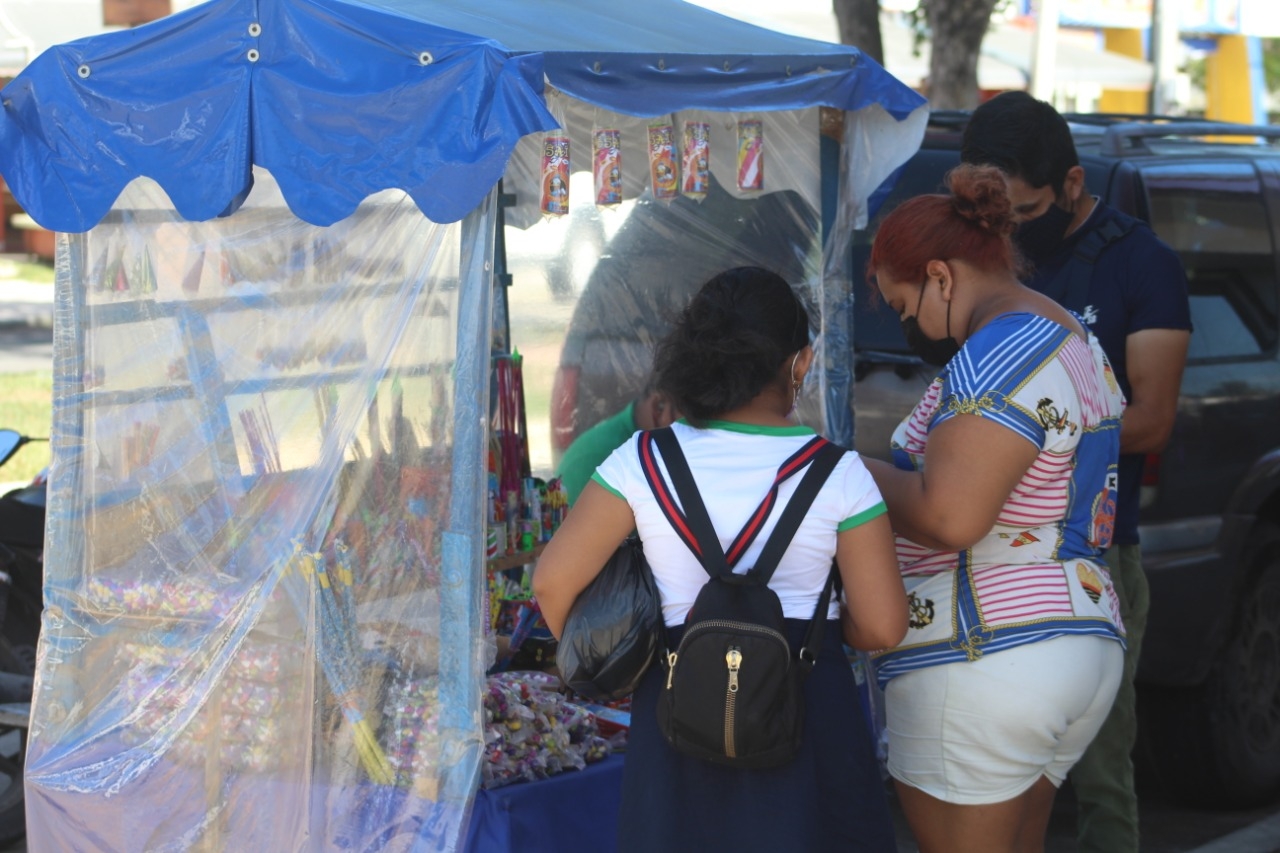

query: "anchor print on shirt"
left=1036, top=397, right=1079, bottom=436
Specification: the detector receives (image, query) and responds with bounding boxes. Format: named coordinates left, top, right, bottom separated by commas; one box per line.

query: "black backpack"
left=640, top=427, right=844, bottom=769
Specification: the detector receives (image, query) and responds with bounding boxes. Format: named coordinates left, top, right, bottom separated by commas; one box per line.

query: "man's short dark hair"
left=960, top=91, right=1079, bottom=196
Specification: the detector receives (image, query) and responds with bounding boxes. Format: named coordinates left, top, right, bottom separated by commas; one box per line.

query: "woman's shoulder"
left=961, top=312, right=1074, bottom=363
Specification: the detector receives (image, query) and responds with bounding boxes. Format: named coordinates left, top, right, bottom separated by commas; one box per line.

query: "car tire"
left=1137, top=522, right=1280, bottom=808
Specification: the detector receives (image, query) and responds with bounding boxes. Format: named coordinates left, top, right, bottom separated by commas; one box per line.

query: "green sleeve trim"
left=695, top=419, right=816, bottom=436
left=838, top=502, right=887, bottom=532
left=590, top=472, right=625, bottom=501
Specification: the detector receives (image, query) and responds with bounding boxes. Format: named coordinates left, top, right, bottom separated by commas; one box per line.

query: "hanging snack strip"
left=593, top=128, right=623, bottom=206
left=648, top=120, right=679, bottom=201
left=737, top=119, right=764, bottom=191
left=681, top=121, right=710, bottom=200
left=540, top=135, right=571, bottom=216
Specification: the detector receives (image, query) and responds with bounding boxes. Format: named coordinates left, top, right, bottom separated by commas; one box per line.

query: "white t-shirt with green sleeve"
left=592, top=420, right=886, bottom=627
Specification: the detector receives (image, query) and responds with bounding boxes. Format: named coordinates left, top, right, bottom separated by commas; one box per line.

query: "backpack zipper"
left=681, top=619, right=789, bottom=650
left=725, top=647, right=742, bottom=757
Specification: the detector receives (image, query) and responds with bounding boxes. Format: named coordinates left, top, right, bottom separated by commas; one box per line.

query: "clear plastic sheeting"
left=500, top=101, right=829, bottom=475
left=29, top=170, right=494, bottom=852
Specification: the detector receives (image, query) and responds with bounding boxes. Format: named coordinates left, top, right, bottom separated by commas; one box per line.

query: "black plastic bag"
left=556, top=537, right=662, bottom=701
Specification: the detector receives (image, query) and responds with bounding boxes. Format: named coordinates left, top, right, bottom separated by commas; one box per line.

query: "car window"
left=1141, top=162, right=1279, bottom=361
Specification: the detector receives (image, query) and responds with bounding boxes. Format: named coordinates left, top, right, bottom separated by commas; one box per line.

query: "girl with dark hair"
left=863, top=164, right=1126, bottom=852
left=534, top=266, right=907, bottom=852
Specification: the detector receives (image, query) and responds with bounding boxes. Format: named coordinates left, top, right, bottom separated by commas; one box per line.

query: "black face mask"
left=900, top=279, right=961, bottom=367
left=1014, top=201, right=1074, bottom=264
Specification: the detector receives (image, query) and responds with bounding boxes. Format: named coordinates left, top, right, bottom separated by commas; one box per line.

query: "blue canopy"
left=0, top=0, right=924, bottom=231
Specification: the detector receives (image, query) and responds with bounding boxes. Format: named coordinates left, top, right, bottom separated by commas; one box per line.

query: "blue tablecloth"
left=462, top=753, right=625, bottom=853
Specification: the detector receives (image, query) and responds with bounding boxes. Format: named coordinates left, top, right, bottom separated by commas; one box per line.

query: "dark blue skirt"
left=617, top=619, right=898, bottom=853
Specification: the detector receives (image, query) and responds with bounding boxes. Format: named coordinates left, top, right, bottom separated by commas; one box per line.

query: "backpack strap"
left=1042, top=215, right=1135, bottom=314
left=751, top=442, right=846, bottom=674
left=642, top=427, right=848, bottom=674
left=642, top=427, right=829, bottom=578
left=748, top=441, right=843, bottom=584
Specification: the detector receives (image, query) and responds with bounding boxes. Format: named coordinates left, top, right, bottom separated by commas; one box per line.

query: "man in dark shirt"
left=962, top=91, right=1192, bottom=853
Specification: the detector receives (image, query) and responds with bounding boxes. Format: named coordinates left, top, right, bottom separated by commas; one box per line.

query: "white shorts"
left=885, top=634, right=1124, bottom=805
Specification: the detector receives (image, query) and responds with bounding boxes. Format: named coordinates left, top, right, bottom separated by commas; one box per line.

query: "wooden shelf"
left=486, top=544, right=546, bottom=573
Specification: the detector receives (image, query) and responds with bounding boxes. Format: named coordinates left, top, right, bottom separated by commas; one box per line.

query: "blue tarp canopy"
left=0, top=0, right=924, bottom=232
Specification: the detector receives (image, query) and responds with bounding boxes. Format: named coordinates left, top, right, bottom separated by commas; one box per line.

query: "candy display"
left=382, top=673, right=444, bottom=795
left=115, top=639, right=296, bottom=775
left=480, top=671, right=611, bottom=790
left=488, top=351, right=567, bottom=561
left=84, top=575, right=244, bottom=620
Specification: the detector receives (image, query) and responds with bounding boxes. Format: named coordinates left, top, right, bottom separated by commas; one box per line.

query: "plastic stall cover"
left=30, top=172, right=495, bottom=852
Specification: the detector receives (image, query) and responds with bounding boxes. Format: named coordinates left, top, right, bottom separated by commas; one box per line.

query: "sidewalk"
left=0, top=257, right=55, bottom=375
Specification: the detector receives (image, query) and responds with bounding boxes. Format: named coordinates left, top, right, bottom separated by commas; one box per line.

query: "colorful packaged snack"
left=737, top=119, right=764, bottom=191
left=682, top=121, right=711, bottom=199
left=541, top=135, right=571, bottom=216
left=592, top=128, right=623, bottom=206
left=647, top=122, right=679, bottom=201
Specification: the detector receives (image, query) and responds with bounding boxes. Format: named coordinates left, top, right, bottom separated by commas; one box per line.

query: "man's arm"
left=1119, top=327, right=1190, bottom=454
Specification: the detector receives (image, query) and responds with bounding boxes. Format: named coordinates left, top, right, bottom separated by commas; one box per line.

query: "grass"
left=0, top=371, right=53, bottom=484
left=0, top=256, right=54, bottom=285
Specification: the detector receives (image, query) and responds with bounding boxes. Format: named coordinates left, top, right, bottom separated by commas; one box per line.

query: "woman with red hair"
left=863, top=164, right=1126, bottom=853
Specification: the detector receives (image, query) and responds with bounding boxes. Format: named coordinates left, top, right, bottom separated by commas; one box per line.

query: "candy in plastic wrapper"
left=540, top=135, right=571, bottom=216
left=737, top=119, right=763, bottom=190
left=681, top=121, right=711, bottom=199
left=647, top=122, right=679, bottom=201
left=593, top=128, right=623, bottom=206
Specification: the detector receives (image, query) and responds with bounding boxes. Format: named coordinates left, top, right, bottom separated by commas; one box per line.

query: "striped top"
left=872, top=312, right=1127, bottom=686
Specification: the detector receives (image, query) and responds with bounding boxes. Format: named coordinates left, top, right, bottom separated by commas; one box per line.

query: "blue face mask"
left=899, top=279, right=961, bottom=367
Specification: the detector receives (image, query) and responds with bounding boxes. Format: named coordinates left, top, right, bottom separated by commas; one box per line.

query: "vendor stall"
left=0, top=0, right=926, bottom=850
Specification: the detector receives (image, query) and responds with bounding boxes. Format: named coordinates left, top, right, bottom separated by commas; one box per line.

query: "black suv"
left=549, top=114, right=1280, bottom=807
left=852, top=113, right=1280, bottom=808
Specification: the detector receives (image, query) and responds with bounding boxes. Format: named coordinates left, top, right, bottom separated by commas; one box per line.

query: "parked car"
left=549, top=112, right=1280, bottom=809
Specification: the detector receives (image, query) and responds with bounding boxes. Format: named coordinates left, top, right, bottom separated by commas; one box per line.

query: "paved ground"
left=0, top=259, right=53, bottom=375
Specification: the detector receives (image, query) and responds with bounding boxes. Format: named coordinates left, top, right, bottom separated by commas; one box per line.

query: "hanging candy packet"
left=540, top=135, right=571, bottom=216
left=647, top=121, right=679, bottom=201
left=592, top=128, right=623, bottom=206
left=737, top=119, right=764, bottom=191
left=681, top=121, right=710, bottom=199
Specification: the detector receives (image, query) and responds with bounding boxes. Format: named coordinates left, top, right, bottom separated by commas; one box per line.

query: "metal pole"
left=439, top=191, right=496, bottom=802
left=1151, top=0, right=1184, bottom=115
left=1030, top=0, right=1061, bottom=103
